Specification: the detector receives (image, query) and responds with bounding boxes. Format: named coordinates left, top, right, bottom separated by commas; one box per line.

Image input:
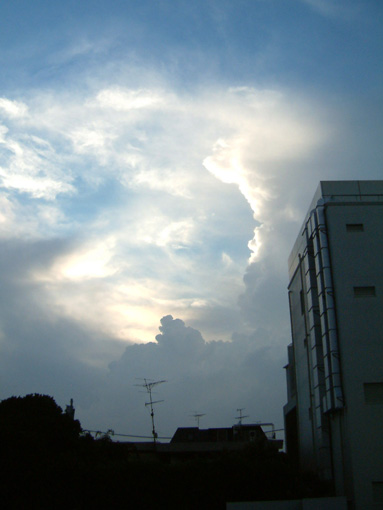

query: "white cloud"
left=1, top=72, right=379, bottom=436
left=95, top=88, right=166, bottom=111
left=0, top=98, right=28, bottom=119
left=0, top=83, right=330, bottom=346
left=129, top=167, right=194, bottom=198
left=222, top=252, right=233, bottom=267
left=69, top=127, right=116, bottom=153
left=0, top=172, right=71, bottom=200
left=0, top=128, right=75, bottom=200
left=299, top=0, right=360, bottom=20
left=203, top=87, right=326, bottom=261
left=138, top=217, right=195, bottom=248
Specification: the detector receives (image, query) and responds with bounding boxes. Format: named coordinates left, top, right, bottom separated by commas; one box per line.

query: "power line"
left=83, top=429, right=172, bottom=440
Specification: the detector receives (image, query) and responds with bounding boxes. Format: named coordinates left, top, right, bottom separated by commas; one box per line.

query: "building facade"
left=284, top=181, right=383, bottom=510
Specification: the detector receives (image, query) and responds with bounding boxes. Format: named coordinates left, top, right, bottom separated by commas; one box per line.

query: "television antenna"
left=135, top=378, right=166, bottom=445
left=235, top=408, right=249, bottom=426
left=190, top=412, right=206, bottom=428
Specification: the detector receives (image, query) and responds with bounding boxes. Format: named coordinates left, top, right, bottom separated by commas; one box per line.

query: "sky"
left=0, top=0, right=382, bottom=440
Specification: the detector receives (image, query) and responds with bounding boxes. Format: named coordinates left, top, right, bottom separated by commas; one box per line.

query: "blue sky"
left=1, top=0, right=381, bottom=92
left=0, top=0, right=382, bottom=438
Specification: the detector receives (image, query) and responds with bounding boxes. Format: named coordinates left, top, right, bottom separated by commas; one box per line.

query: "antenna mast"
left=135, top=378, right=166, bottom=446
left=235, top=408, right=249, bottom=426
left=190, top=412, right=206, bottom=428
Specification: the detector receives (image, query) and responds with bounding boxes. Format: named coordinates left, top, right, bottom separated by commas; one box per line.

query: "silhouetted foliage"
left=0, top=394, right=83, bottom=508
left=0, top=393, right=81, bottom=448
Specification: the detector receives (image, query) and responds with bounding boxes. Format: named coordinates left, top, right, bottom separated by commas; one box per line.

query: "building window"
left=364, top=383, right=383, bottom=404
left=372, top=482, right=383, bottom=503
left=300, top=289, right=305, bottom=315
left=354, top=286, right=376, bottom=297
left=346, top=223, right=364, bottom=232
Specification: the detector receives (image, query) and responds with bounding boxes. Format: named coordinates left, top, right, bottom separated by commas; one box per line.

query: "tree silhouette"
left=0, top=393, right=81, bottom=452
left=0, top=394, right=83, bottom=508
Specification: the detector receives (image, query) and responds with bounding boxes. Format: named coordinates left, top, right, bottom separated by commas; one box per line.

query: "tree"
left=0, top=393, right=81, bottom=455
left=0, top=394, right=84, bottom=507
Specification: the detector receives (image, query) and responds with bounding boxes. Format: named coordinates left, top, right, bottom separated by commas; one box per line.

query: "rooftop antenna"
left=190, top=412, right=206, bottom=428
left=235, top=408, right=249, bottom=426
left=135, top=378, right=166, bottom=446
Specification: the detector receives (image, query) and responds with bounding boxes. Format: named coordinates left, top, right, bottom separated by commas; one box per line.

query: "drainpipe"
left=308, top=199, right=344, bottom=412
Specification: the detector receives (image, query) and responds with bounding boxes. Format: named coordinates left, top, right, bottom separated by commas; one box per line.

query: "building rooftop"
left=288, top=180, right=383, bottom=280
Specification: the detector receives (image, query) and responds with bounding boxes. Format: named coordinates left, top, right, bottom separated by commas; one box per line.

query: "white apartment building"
left=284, top=181, right=383, bottom=510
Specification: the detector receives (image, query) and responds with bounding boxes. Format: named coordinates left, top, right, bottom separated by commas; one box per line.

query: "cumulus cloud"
left=1, top=63, right=381, bottom=439
left=0, top=80, right=369, bottom=350
left=203, top=87, right=325, bottom=262
left=6, top=83, right=320, bottom=343
left=79, top=315, right=286, bottom=436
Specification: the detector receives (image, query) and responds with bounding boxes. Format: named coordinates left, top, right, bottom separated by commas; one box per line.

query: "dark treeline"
left=0, top=394, right=330, bottom=509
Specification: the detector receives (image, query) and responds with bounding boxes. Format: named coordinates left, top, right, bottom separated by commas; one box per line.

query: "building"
left=284, top=181, right=383, bottom=510
left=129, top=424, right=283, bottom=462
left=170, top=423, right=282, bottom=452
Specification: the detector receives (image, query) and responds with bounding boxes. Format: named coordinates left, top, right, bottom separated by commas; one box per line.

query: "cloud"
left=79, top=315, right=286, bottom=436
left=94, top=88, right=166, bottom=111
left=299, top=0, right=360, bottom=20
left=35, top=237, right=118, bottom=281
left=0, top=59, right=382, bottom=439
left=0, top=123, right=74, bottom=200
left=203, top=86, right=326, bottom=261
left=1, top=77, right=369, bottom=352
left=6, top=83, right=322, bottom=343
left=0, top=237, right=124, bottom=409
left=0, top=98, right=28, bottom=119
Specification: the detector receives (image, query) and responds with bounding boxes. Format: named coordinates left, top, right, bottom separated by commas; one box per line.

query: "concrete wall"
left=325, top=202, right=383, bottom=509
left=285, top=182, right=383, bottom=510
